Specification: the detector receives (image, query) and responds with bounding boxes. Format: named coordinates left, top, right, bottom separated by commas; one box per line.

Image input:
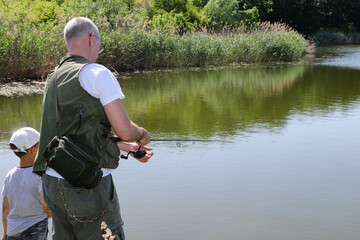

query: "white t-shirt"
left=1, top=166, right=48, bottom=236
left=46, top=63, right=125, bottom=178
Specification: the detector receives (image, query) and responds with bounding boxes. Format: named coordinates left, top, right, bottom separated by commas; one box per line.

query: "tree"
left=237, top=0, right=273, bottom=20
left=192, top=0, right=209, bottom=8
left=124, top=0, right=136, bottom=12
left=153, top=0, right=188, bottom=13
left=264, top=0, right=322, bottom=35
left=203, top=0, right=240, bottom=29
left=270, top=0, right=304, bottom=30
left=301, top=0, right=321, bottom=34
left=348, top=0, right=360, bottom=31
left=319, top=0, right=353, bottom=31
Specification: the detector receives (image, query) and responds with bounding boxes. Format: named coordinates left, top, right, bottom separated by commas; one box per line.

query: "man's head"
left=9, top=127, right=40, bottom=158
left=64, top=17, right=102, bottom=62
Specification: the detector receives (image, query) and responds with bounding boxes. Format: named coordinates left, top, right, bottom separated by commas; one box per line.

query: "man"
left=33, top=17, right=153, bottom=239
left=2, top=127, right=51, bottom=240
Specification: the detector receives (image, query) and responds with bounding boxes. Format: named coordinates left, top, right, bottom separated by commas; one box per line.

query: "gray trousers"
left=42, top=174, right=125, bottom=240
left=6, top=218, right=48, bottom=240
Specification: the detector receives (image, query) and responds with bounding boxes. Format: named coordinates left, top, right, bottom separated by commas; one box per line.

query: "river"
left=0, top=46, right=359, bottom=240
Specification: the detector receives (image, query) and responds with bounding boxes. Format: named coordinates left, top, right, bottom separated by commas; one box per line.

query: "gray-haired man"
left=33, top=17, right=153, bottom=239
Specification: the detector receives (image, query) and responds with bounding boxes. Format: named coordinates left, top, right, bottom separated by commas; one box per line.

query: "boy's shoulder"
left=3, top=167, right=17, bottom=189
left=5, top=166, right=18, bottom=177
left=5, top=166, right=38, bottom=180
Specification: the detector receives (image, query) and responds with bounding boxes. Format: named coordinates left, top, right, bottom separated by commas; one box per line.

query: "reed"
left=0, top=21, right=65, bottom=81
left=99, top=21, right=306, bottom=70
left=0, top=14, right=306, bottom=80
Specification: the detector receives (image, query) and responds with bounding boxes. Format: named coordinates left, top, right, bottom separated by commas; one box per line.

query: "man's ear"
left=89, top=33, right=94, bottom=47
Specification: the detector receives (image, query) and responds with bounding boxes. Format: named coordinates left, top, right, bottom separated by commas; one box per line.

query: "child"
left=2, top=127, right=51, bottom=240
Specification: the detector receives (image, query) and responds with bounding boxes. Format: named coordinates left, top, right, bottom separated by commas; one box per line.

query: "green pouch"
left=43, top=135, right=103, bottom=189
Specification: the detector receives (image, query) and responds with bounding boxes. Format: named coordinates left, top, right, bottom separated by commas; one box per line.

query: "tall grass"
left=0, top=21, right=65, bottom=80
left=0, top=14, right=307, bottom=81
left=100, top=21, right=306, bottom=70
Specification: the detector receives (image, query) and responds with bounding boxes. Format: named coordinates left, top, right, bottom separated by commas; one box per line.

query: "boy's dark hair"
left=9, top=142, right=38, bottom=158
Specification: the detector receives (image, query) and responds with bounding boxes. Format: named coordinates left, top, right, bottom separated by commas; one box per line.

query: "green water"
left=0, top=46, right=359, bottom=240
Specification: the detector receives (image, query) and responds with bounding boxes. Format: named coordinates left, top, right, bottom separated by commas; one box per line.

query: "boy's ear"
left=30, top=147, right=36, bottom=154
left=29, top=144, right=39, bottom=154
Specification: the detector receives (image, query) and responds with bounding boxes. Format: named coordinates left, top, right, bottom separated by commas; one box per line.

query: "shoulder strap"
left=52, top=66, right=84, bottom=137
left=53, top=67, right=60, bottom=137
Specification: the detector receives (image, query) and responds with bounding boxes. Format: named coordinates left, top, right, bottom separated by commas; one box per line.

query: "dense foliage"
left=1, top=0, right=359, bottom=34
left=237, top=0, right=360, bottom=35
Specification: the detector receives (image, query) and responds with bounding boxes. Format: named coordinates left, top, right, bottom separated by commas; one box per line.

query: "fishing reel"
left=121, top=145, right=146, bottom=160
left=107, top=135, right=146, bottom=160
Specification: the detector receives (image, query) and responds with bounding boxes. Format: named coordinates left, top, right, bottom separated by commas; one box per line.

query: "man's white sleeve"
left=79, top=63, right=125, bottom=106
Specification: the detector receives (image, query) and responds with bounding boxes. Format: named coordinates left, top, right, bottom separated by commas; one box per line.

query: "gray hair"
left=64, top=17, right=100, bottom=45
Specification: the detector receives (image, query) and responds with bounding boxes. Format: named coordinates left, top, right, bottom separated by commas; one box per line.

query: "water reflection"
left=0, top=94, right=43, bottom=141
left=315, top=45, right=360, bottom=69
left=119, top=64, right=306, bottom=138
left=120, top=63, right=359, bottom=138
left=1, top=62, right=360, bottom=142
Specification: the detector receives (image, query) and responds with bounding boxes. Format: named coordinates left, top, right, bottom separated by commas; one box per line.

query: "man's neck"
left=68, top=51, right=87, bottom=58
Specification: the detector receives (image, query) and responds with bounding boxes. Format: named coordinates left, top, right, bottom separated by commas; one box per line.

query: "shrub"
left=192, top=0, right=209, bottom=8
left=203, top=0, right=260, bottom=31
left=149, top=0, right=208, bottom=32
left=153, top=0, right=188, bottom=13
left=0, top=0, right=60, bottom=26
left=239, top=7, right=259, bottom=27
left=150, top=11, right=193, bottom=34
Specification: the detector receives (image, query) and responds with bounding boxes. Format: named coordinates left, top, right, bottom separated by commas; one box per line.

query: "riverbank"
left=0, top=81, right=45, bottom=97
left=0, top=60, right=308, bottom=97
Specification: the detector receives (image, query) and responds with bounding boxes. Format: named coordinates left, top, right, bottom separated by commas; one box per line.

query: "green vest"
left=33, top=55, right=120, bottom=175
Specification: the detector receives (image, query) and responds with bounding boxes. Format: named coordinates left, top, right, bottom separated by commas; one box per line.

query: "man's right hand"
left=137, top=128, right=151, bottom=146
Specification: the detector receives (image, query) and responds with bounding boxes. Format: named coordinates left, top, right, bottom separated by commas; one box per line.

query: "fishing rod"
left=108, top=136, right=223, bottom=159
left=109, top=136, right=219, bottom=143
left=150, top=138, right=217, bottom=142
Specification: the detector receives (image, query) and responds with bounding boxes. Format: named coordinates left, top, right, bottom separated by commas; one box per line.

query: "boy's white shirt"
left=1, top=166, right=48, bottom=236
